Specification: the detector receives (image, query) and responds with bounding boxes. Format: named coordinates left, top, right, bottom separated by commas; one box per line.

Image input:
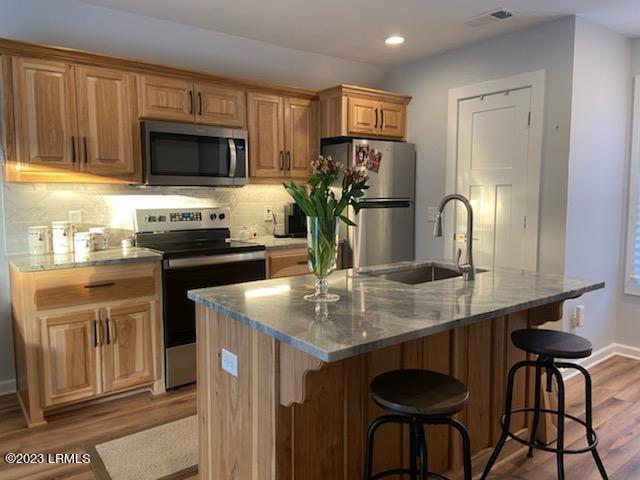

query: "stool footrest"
left=501, top=407, right=599, bottom=455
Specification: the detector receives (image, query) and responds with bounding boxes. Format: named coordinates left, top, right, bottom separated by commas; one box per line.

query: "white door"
left=456, top=88, right=532, bottom=270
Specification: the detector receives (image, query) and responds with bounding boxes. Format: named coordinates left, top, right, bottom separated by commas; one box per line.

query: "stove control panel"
left=134, top=207, right=231, bottom=233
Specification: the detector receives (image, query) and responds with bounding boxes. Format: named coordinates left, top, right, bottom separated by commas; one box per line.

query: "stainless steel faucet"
left=433, top=194, right=475, bottom=281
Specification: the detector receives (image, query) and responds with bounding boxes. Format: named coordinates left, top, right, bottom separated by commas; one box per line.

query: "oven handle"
left=228, top=138, right=237, bottom=178
left=163, top=251, right=265, bottom=269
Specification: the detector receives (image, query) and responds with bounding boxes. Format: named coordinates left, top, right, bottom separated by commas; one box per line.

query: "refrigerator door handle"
left=357, top=199, right=412, bottom=209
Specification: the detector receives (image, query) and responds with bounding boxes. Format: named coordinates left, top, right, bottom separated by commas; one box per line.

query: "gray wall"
left=0, top=0, right=388, bottom=392
left=563, top=18, right=631, bottom=351
left=382, top=17, right=576, bottom=275
left=0, top=0, right=387, bottom=90
left=616, top=38, right=640, bottom=348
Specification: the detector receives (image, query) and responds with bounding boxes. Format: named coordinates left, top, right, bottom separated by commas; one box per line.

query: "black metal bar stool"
left=480, top=329, right=608, bottom=480
left=364, top=369, right=472, bottom=480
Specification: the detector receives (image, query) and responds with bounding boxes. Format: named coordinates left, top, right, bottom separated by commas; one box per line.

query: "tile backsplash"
left=1, top=182, right=294, bottom=255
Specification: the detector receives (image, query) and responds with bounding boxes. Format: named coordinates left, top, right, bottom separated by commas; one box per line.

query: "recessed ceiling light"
left=385, top=35, right=405, bottom=46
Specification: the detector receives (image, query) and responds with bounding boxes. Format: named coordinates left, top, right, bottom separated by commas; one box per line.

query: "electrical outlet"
left=221, top=348, right=238, bottom=377
left=69, top=210, right=82, bottom=224
left=264, top=205, right=273, bottom=222
left=427, top=207, right=439, bottom=222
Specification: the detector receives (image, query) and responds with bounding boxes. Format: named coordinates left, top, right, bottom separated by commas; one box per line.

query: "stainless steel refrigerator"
left=322, top=138, right=416, bottom=269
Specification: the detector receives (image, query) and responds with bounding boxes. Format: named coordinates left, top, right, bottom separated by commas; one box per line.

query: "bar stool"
left=480, top=329, right=608, bottom=480
left=364, top=369, right=472, bottom=480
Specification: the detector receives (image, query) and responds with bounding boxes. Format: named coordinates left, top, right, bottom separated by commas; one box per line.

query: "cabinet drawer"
left=33, top=262, right=158, bottom=310
left=268, top=248, right=310, bottom=279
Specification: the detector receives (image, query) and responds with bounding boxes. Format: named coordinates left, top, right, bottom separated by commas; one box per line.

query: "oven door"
left=143, top=120, right=248, bottom=186
left=162, top=251, right=266, bottom=388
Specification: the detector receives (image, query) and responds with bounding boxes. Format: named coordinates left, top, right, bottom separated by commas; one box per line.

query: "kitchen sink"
left=363, top=264, right=487, bottom=285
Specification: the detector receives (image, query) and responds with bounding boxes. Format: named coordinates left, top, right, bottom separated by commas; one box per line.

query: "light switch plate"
left=221, top=348, right=238, bottom=377
left=427, top=207, right=439, bottom=223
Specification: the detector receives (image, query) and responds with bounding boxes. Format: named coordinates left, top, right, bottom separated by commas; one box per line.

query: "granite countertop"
left=188, top=260, right=604, bottom=362
left=8, top=247, right=162, bottom=272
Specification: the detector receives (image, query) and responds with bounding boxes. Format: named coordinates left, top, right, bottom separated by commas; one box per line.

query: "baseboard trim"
left=0, top=378, right=16, bottom=395
left=562, top=343, right=640, bottom=380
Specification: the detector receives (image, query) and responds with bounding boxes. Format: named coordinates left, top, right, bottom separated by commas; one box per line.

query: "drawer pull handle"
left=297, top=260, right=308, bottom=265
left=84, top=282, right=115, bottom=289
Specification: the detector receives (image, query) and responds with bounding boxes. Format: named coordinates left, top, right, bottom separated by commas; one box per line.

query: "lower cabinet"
left=11, top=261, right=163, bottom=426
left=40, top=309, right=101, bottom=407
left=102, top=302, right=155, bottom=393
left=266, top=245, right=343, bottom=279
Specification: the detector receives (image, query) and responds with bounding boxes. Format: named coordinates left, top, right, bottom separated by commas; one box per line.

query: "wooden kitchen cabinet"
left=102, top=302, right=155, bottom=393
left=76, top=66, right=138, bottom=178
left=40, top=308, right=100, bottom=408
left=248, top=91, right=284, bottom=178
left=249, top=92, right=317, bottom=181
left=11, top=57, right=78, bottom=172
left=137, top=74, right=195, bottom=122
left=195, top=82, right=246, bottom=127
left=7, top=57, right=140, bottom=183
left=266, top=245, right=343, bottom=278
left=10, top=261, right=164, bottom=426
left=138, top=74, right=247, bottom=128
left=285, top=97, right=316, bottom=179
left=319, top=84, right=410, bottom=140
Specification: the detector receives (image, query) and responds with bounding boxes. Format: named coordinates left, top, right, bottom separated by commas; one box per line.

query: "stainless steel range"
left=134, top=207, right=266, bottom=389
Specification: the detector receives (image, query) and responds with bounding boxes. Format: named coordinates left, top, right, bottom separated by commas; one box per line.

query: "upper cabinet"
left=248, top=91, right=317, bottom=181
left=138, top=74, right=246, bottom=128
left=76, top=66, right=138, bottom=177
left=7, top=57, right=140, bottom=183
left=319, top=84, right=411, bottom=140
left=11, top=57, right=78, bottom=173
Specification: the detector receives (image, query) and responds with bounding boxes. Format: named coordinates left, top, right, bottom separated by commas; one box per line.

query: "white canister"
left=52, top=221, right=76, bottom=254
left=89, top=226, right=109, bottom=250
left=28, top=226, right=52, bottom=255
left=74, top=231, right=96, bottom=255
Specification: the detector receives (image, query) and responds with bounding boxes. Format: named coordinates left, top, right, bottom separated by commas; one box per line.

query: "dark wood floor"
left=0, top=355, right=638, bottom=479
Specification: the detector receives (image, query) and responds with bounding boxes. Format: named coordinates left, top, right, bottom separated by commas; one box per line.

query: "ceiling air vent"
left=465, top=8, right=519, bottom=27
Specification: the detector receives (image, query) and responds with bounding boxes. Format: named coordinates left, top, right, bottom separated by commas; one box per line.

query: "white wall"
left=0, top=0, right=387, bottom=90
left=0, top=0, right=388, bottom=391
left=382, top=17, right=576, bottom=274
left=563, top=18, right=631, bottom=351
left=616, top=38, right=640, bottom=348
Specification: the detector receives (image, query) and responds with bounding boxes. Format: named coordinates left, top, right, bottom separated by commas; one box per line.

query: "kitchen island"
left=188, top=261, right=603, bottom=479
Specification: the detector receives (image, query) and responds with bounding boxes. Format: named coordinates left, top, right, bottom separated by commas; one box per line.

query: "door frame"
left=445, top=70, right=545, bottom=271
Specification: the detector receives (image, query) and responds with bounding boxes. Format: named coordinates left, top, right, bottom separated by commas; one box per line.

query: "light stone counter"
left=244, top=235, right=308, bottom=251
left=8, top=247, right=162, bottom=272
left=188, top=260, right=604, bottom=362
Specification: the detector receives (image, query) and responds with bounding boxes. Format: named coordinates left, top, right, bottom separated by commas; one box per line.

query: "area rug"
left=87, top=415, right=197, bottom=480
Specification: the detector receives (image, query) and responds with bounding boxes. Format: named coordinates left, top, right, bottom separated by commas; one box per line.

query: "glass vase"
left=304, top=216, right=340, bottom=303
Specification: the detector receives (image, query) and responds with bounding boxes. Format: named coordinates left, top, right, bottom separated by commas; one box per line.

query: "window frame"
left=625, top=75, right=640, bottom=296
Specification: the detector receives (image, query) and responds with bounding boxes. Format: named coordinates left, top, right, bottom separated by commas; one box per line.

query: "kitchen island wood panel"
left=196, top=302, right=557, bottom=479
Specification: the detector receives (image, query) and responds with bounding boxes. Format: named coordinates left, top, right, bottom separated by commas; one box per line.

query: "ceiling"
left=76, top=0, right=640, bottom=67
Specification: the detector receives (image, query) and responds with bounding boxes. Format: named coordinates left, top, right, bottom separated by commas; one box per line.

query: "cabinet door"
left=379, top=101, right=406, bottom=138
left=76, top=66, right=139, bottom=179
left=102, top=302, right=154, bottom=393
left=284, top=97, right=316, bottom=180
left=195, top=82, right=246, bottom=127
left=346, top=96, right=378, bottom=136
left=138, top=74, right=194, bottom=122
left=40, top=309, right=100, bottom=407
left=12, top=57, right=78, bottom=172
left=248, top=92, right=285, bottom=178
left=268, top=248, right=310, bottom=278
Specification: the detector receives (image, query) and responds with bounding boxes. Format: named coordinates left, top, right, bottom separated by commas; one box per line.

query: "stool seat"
left=371, top=369, right=469, bottom=417
left=511, top=329, right=592, bottom=359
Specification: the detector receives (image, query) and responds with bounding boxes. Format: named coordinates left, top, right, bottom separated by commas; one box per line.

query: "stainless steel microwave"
left=142, top=120, right=248, bottom=186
